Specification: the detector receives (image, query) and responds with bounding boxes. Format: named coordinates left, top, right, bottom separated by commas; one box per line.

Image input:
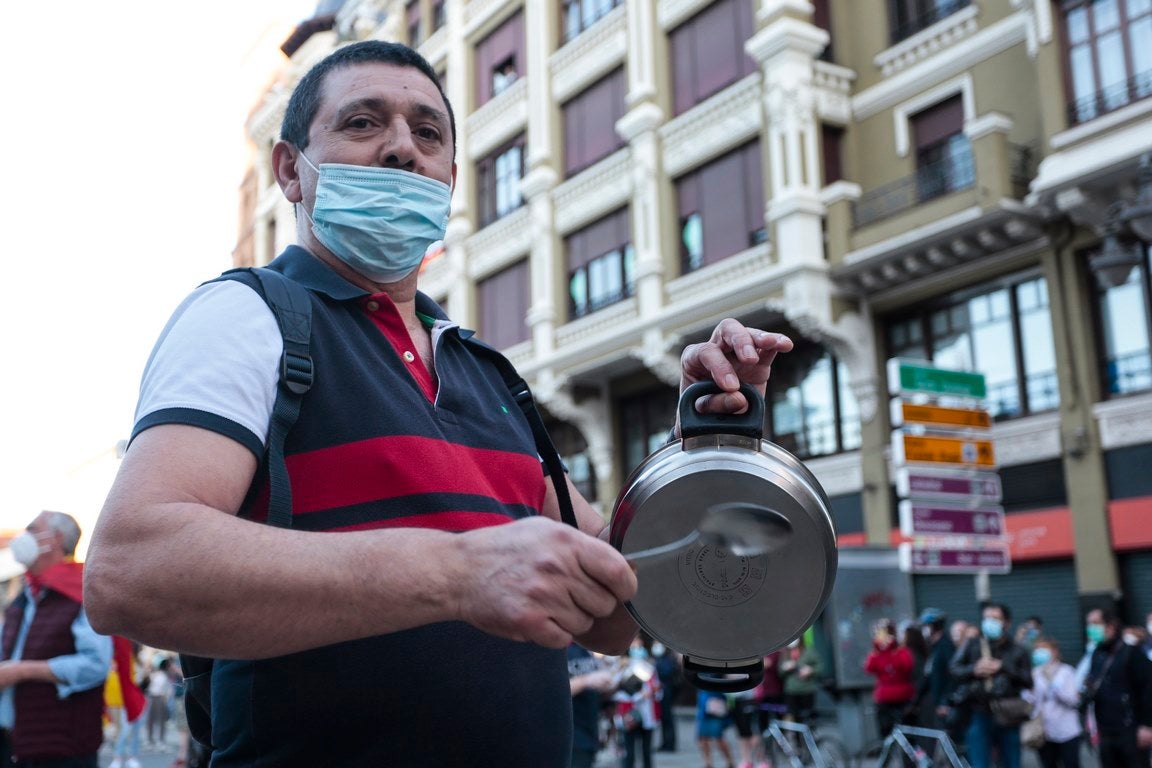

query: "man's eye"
left=347, top=117, right=376, bottom=130
left=416, top=127, right=441, bottom=141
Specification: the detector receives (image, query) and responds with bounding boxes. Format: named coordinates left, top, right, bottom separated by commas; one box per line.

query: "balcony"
left=890, top=0, right=971, bottom=44
left=1067, top=70, right=1152, bottom=127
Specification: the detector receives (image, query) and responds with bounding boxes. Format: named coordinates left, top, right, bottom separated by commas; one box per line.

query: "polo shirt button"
left=403, top=351, right=415, bottom=362
left=366, top=300, right=380, bottom=311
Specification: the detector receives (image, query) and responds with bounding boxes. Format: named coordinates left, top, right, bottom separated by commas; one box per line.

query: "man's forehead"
left=319, top=62, right=445, bottom=113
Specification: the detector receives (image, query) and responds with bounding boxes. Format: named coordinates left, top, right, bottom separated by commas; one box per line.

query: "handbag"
left=990, top=696, right=1034, bottom=727
left=1021, top=712, right=1045, bottom=748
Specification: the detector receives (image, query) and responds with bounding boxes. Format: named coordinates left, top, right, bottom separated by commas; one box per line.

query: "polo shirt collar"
left=266, top=245, right=453, bottom=324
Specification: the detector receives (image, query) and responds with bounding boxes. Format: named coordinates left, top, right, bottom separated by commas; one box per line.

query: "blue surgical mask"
left=300, top=154, right=450, bottom=283
left=1031, top=648, right=1052, bottom=667
left=981, top=617, right=1004, bottom=641
left=629, top=647, right=648, bottom=660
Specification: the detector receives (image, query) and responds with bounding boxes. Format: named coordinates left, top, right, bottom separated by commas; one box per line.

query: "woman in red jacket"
left=865, top=619, right=917, bottom=739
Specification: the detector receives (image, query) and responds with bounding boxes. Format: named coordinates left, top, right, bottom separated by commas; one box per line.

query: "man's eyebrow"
left=333, top=97, right=449, bottom=131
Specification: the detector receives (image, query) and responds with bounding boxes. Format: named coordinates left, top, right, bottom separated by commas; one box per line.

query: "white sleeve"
left=132, top=280, right=282, bottom=456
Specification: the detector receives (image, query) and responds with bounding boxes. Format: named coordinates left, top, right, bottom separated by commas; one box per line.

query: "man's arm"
left=84, top=424, right=635, bottom=659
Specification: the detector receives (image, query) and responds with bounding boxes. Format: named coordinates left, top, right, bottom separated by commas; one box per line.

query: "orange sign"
left=895, top=432, right=996, bottom=467
left=898, top=403, right=991, bottom=430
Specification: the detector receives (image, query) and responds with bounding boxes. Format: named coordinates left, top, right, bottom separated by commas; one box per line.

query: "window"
left=474, top=10, right=525, bottom=107
left=407, top=0, right=422, bottom=46
left=562, top=68, right=627, bottom=176
left=813, top=0, right=834, bottom=61
left=767, top=345, right=861, bottom=459
left=431, top=0, right=446, bottom=32
left=562, top=0, right=623, bottom=43
left=822, top=125, right=844, bottom=186
left=548, top=420, right=598, bottom=502
left=619, top=388, right=678, bottom=477
left=1062, top=0, right=1152, bottom=124
left=1097, top=244, right=1152, bottom=395
left=476, top=135, right=525, bottom=227
left=675, top=141, right=767, bottom=274
left=886, top=273, right=1060, bottom=420
left=888, top=0, right=971, bottom=43
left=669, top=0, right=757, bottom=115
left=912, top=96, right=974, bottom=202
left=565, top=208, right=634, bottom=319
left=476, top=259, right=530, bottom=350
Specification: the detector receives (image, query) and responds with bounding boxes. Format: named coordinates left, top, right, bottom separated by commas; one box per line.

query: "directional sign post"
left=899, top=501, right=1006, bottom=538
left=889, top=360, right=1010, bottom=575
left=898, top=544, right=1011, bottom=574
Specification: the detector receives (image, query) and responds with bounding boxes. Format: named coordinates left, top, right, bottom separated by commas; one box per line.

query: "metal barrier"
left=764, top=720, right=830, bottom=768
left=873, top=725, right=968, bottom=768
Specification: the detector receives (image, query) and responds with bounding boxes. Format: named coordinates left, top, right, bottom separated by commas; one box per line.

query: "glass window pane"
left=1131, top=18, right=1152, bottom=87
left=988, top=287, right=1010, bottom=319
left=800, top=356, right=836, bottom=456
left=1067, top=6, right=1089, bottom=44
left=837, top=360, right=862, bottom=451
left=1097, top=31, right=1128, bottom=103
left=1094, top=0, right=1120, bottom=32
left=1130, top=0, right=1152, bottom=16
left=1071, top=44, right=1098, bottom=102
left=1100, top=263, right=1152, bottom=393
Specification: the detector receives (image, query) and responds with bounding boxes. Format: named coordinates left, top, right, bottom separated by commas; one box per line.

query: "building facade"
left=237, top=0, right=1152, bottom=660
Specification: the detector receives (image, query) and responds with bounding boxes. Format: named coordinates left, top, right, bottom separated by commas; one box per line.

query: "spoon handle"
left=624, top=529, right=701, bottom=563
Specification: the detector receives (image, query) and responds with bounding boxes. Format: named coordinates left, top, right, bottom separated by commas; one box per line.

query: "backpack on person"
left=180, top=266, right=578, bottom=750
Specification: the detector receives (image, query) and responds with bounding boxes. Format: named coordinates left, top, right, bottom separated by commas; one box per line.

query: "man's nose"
left=379, top=121, right=417, bottom=170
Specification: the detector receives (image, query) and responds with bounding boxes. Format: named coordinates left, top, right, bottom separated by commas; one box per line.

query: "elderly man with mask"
left=0, top=511, right=112, bottom=768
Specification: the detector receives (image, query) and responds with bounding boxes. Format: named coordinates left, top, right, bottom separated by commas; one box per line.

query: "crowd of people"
left=568, top=601, right=1152, bottom=768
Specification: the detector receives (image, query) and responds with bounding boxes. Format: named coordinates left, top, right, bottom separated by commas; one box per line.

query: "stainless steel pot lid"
left=610, top=382, right=838, bottom=666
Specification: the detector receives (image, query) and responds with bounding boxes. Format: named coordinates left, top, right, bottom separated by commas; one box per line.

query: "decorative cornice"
left=874, top=4, right=980, bottom=77
left=616, top=102, right=666, bottom=141
left=964, top=111, right=1014, bottom=141
left=553, top=149, right=634, bottom=235
left=463, top=0, right=516, bottom=38
left=465, top=77, right=528, bottom=160
left=813, top=60, right=856, bottom=124
left=745, top=17, right=829, bottom=63
left=990, top=412, right=1062, bottom=467
left=656, top=0, right=712, bottom=32
left=853, top=12, right=1027, bottom=120
left=549, top=8, right=628, bottom=103
left=464, top=206, right=533, bottom=278
left=1094, top=393, right=1152, bottom=450
left=660, top=74, right=762, bottom=178
left=665, top=245, right=775, bottom=306
left=555, top=298, right=640, bottom=349
left=820, top=181, right=862, bottom=205
left=520, top=165, right=560, bottom=199
left=756, top=0, right=815, bottom=25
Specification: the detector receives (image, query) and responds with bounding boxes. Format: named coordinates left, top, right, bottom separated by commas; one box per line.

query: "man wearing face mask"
left=1080, top=608, right=1152, bottom=768
left=948, top=602, right=1032, bottom=768
left=0, top=511, right=112, bottom=768
left=83, top=40, right=795, bottom=767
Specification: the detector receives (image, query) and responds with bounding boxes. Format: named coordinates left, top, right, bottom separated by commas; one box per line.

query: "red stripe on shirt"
left=286, top=435, right=544, bottom=515
left=331, top=511, right=517, bottom=533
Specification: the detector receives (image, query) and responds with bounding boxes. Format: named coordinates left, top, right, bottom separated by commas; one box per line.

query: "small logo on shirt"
left=500, top=404, right=509, bottom=414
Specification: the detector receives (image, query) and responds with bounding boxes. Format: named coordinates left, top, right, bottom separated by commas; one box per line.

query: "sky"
left=0, top=1, right=319, bottom=543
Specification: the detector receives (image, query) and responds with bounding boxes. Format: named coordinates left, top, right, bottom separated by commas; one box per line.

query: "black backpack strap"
left=248, top=268, right=314, bottom=529
left=463, top=336, right=578, bottom=530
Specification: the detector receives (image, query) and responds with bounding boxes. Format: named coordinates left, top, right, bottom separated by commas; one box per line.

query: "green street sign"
left=887, top=359, right=987, bottom=399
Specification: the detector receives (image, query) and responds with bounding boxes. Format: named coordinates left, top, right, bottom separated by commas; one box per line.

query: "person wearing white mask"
left=0, top=511, right=112, bottom=768
left=1023, top=638, right=1082, bottom=768
left=82, top=39, right=795, bottom=768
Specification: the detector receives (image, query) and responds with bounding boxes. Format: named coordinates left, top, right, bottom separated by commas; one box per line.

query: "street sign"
left=887, top=359, right=987, bottom=399
left=890, top=400, right=992, bottom=430
left=892, top=431, right=996, bottom=467
left=895, top=467, right=1003, bottom=503
left=898, top=543, right=1011, bottom=574
left=899, top=500, right=1006, bottom=538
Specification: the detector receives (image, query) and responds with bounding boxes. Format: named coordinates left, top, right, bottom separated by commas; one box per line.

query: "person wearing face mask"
left=1022, top=638, right=1082, bottom=768
left=1080, top=608, right=1152, bottom=768
left=0, top=511, right=112, bottom=768
left=948, top=602, right=1032, bottom=768
left=865, top=619, right=916, bottom=740
left=915, top=608, right=958, bottom=740
left=82, top=39, right=795, bottom=768
left=613, top=637, right=661, bottom=768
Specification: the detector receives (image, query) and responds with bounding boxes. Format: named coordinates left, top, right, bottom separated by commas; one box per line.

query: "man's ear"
left=273, top=141, right=304, bottom=204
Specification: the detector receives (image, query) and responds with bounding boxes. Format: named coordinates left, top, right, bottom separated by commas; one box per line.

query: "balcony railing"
left=1104, top=349, right=1152, bottom=396
left=890, top=0, right=971, bottom=44
left=1067, top=69, right=1152, bottom=126
left=853, top=148, right=975, bottom=228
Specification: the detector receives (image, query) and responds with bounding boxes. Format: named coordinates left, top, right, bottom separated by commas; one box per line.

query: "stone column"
left=441, top=0, right=474, bottom=322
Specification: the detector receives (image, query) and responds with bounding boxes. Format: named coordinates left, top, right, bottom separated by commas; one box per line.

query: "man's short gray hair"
left=41, top=511, right=82, bottom=557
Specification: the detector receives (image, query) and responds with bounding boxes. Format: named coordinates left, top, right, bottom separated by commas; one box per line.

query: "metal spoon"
left=624, top=502, right=793, bottom=563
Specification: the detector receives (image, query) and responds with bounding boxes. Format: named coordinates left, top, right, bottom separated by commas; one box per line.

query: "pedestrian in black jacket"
left=949, top=602, right=1032, bottom=768
left=1082, top=608, right=1152, bottom=768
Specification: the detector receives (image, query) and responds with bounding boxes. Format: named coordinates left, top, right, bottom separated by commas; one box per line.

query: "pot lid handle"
left=679, top=382, right=764, bottom=440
